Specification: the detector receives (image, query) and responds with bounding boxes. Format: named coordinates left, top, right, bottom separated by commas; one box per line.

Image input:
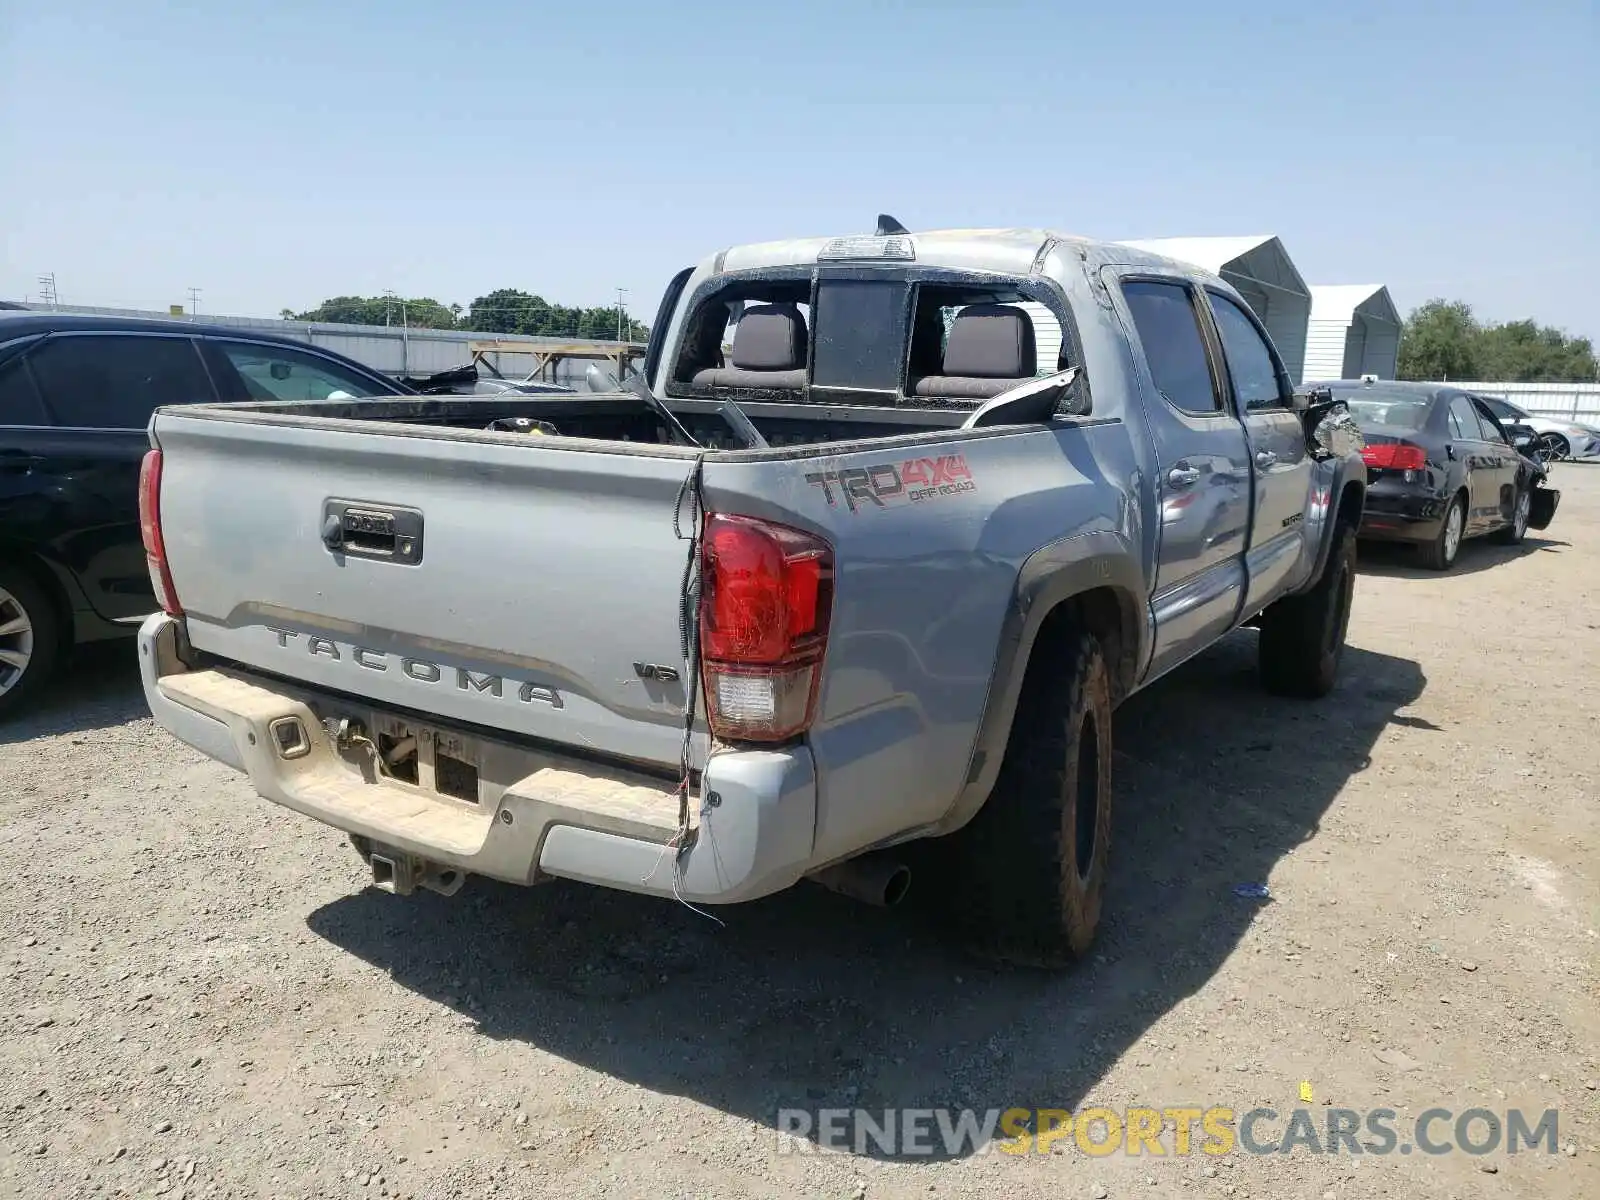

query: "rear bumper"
left=139, top=614, right=817, bottom=903
left=1356, top=478, right=1447, bottom=543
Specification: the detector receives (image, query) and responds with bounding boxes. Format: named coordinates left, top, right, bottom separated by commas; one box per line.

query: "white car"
left=1475, top=395, right=1600, bottom=462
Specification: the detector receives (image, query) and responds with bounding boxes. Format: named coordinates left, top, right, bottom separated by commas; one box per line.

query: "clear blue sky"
left=3, top=0, right=1595, bottom=338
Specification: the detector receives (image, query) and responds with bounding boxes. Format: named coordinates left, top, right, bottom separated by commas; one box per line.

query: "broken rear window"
left=810, top=279, right=909, bottom=393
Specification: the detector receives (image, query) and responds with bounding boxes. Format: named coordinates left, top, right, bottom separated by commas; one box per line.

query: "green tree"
left=463, top=288, right=548, bottom=334
left=579, top=305, right=650, bottom=342
left=292, top=295, right=460, bottom=329
left=1475, top=319, right=1597, bottom=382
left=1397, top=300, right=1597, bottom=383
left=1397, top=299, right=1479, bottom=381
left=462, top=291, right=648, bottom=341
left=288, top=289, right=651, bottom=342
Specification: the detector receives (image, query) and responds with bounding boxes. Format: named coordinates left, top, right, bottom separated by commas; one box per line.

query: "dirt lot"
left=3, top=469, right=1597, bottom=1200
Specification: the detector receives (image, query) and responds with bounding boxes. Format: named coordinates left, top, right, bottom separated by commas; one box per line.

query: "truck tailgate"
left=152, top=412, right=703, bottom=769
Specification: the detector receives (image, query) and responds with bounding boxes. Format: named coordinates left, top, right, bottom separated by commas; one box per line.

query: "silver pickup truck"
left=137, top=224, right=1366, bottom=966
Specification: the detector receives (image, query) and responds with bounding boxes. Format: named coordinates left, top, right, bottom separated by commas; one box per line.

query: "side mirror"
left=1288, top=383, right=1327, bottom=415
left=1511, top=430, right=1536, bottom=450
left=1300, top=391, right=1364, bottom=462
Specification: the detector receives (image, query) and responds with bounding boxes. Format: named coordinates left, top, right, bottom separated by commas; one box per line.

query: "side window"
left=28, top=335, right=214, bottom=429
left=1122, top=281, right=1222, bottom=415
left=1470, top=400, right=1506, bottom=443
left=0, top=355, right=50, bottom=425
left=208, top=341, right=388, bottom=403
left=1207, top=293, right=1284, bottom=410
left=1447, top=397, right=1480, bottom=440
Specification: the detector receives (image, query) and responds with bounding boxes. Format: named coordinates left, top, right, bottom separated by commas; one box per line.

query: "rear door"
left=1113, top=276, right=1250, bottom=680
left=1468, top=396, right=1519, bottom=526
left=1203, top=290, right=1313, bottom=613
left=20, top=332, right=217, bottom=622
left=0, top=347, right=56, bottom=566
left=1446, top=394, right=1498, bottom=532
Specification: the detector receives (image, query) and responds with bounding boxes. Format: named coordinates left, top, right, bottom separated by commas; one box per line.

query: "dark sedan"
left=1313, top=379, right=1560, bottom=571
left=0, top=311, right=409, bottom=715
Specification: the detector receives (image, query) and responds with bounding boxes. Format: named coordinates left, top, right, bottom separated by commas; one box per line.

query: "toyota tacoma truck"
left=136, top=223, right=1366, bottom=966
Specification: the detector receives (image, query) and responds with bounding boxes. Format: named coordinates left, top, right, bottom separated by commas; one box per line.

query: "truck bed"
left=146, top=392, right=1001, bottom=775
left=182, top=392, right=970, bottom=454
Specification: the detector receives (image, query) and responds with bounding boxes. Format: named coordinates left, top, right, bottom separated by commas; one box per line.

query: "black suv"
left=0, top=312, right=408, bottom=716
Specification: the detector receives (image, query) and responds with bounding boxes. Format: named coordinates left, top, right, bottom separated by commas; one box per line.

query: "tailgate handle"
left=322, top=500, right=424, bottom=566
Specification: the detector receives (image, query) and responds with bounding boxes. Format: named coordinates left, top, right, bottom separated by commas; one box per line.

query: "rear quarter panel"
left=706, top=256, right=1154, bottom=860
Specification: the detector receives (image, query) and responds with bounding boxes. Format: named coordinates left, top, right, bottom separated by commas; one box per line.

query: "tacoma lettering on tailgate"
left=266, top=628, right=564, bottom=707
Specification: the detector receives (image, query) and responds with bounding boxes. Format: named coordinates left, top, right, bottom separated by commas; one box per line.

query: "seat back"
left=912, top=303, right=1036, bottom=400
left=691, top=303, right=808, bottom=389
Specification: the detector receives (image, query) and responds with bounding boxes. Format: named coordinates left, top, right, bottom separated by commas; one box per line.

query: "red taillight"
left=138, top=449, right=182, bottom=617
left=1361, top=441, right=1427, bottom=471
left=699, top=513, right=833, bottom=742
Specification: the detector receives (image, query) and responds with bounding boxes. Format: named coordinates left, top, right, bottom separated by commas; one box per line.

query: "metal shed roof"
left=1309, top=284, right=1400, bottom=327
left=1117, top=235, right=1312, bottom=382
left=1304, top=285, right=1401, bottom=382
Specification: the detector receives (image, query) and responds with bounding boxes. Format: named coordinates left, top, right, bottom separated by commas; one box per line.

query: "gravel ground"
left=2, top=468, right=1597, bottom=1200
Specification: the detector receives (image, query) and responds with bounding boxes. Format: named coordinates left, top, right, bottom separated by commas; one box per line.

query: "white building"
left=1303, top=285, right=1401, bottom=382
left=1118, top=236, right=1312, bottom=383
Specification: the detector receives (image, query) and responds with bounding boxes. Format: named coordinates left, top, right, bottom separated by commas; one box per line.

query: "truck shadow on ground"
left=306, top=632, right=1425, bottom=1161
left=0, top=640, right=146, bottom=746
left=1356, top=535, right=1570, bottom=580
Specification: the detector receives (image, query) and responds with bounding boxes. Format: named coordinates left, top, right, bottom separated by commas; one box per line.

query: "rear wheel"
left=1418, top=494, right=1465, bottom=571
left=935, top=625, right=1113, bottom=968
left=1259, top=520, right=1356, bottom=698
left=0, top=567, right=62, bottom=720
left=1491, top=486, right=1530, bottom=545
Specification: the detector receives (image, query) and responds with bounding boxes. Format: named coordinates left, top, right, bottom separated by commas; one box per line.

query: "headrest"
left=731, top=304, right=807, bottom=371
left=943, top=304, right=1036, bottom=378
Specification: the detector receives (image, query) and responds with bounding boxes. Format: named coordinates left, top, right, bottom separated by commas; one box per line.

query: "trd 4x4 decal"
left=806, top=453, right=977, bottom=513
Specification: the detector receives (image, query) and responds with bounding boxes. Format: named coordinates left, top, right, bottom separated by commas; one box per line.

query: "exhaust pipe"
left=809, top=853, right=912, bottom=908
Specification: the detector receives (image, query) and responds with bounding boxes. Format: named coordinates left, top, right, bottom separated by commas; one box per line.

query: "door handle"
left=1167, top=465, right=1201, bottom=489
left=1254, top=449, right=1277, bottom=469
left=0, top=451, right=43, bottom=474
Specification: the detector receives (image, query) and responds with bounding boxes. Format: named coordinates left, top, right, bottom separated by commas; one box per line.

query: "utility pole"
left=37, top=273, right=58, bottom=308
left=384, top=290, right=409, bottom=371
left=615, top=287, right=629, bottom=343
left=187, top=287, right=201, bottom=316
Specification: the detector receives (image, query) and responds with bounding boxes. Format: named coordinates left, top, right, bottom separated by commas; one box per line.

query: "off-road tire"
left=1417, top=494, right=1466, bottom=572
left=1259, top=521, right=1356, bottom=699
left=935, top=625, right=1113, bottom=968
left=0, top=565, right=62, bottom=721
left=1491, top=485, right=1530, bottom=545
